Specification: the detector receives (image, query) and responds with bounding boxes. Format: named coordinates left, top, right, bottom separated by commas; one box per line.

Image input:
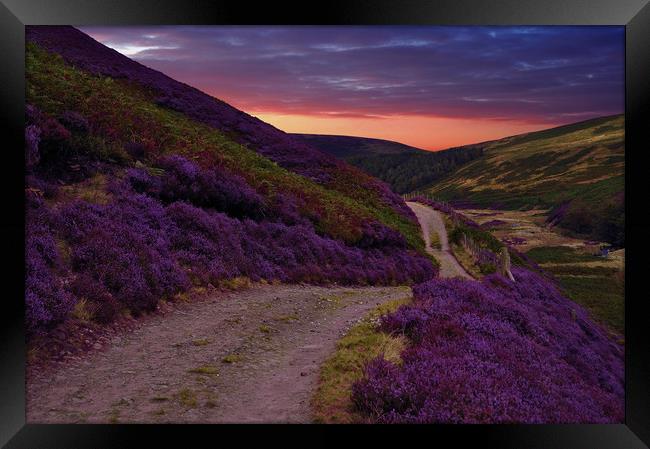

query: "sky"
left=81, top=26, right=624, bottom=151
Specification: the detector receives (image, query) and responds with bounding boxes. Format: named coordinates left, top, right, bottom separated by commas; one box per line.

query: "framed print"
left=1, top=0, right=649, bottom=447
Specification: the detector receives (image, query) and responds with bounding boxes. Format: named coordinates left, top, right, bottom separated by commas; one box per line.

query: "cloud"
left=80, top=26, right=624, bottom=125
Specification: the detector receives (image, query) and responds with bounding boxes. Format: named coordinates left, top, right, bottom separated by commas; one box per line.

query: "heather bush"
left=55, top=194, right=190, bottom=313
left=25, top=208, right=75, bottom=334
left=124, top=141, right=147, bottom=160
left=356, top=220, right=408, bottom=249
left=165, top=200, right=434, bottom=286
left=39, top=116, right=71, bottom=142
left=26, top=106, right=76, bottom=173
left=25, top=179, right=436, bottom=333
left=126, top=156, right=267, bottom=219
left=25, top=175, right=59, bottom=206
left=502, top=236, right=527, bottom=246
left=266, top=191, right=311, bottom=227
left=25, top=124, right=41, bottom=167
left=125, top=167, right=160, bottom=195
left=156, top=155, right=266, bottom=219
left=352, top=268, right=624, bottom=423
left=481, top=219, right=507, bottom=229
left=69, top=274, right=120, bottom=324
left=27, top=35, right=425, bottom=250
left=59, top=110, right=89, bottom=133
left=126, top=155, right=410, bottom=246
left=476, top=249, right=498, bottom=274
left=164, top=201, right=251, bottom=283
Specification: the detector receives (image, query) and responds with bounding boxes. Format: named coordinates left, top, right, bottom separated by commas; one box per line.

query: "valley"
left=23, top=25, right=625, bottom=426
left=461, top=207, right=624, bottom=334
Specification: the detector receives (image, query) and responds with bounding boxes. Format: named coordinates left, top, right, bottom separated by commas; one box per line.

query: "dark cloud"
left=81, top=26, right=624, bottom=124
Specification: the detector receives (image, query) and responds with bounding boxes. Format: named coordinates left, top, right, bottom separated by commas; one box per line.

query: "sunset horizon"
left=80, top=25, right=624, bottom=151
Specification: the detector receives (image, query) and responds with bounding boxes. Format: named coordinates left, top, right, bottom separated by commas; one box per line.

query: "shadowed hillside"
left=293, top=134, right=425, bottom=158
left=294, top=134, right=484, bottom=194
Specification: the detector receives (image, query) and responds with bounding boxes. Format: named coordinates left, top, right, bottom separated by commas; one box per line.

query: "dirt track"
left=27, top=201, right=467, bottom=424
left=26, top=284, right=410, bottom=423
left=406, top=201, right=473, bottom=279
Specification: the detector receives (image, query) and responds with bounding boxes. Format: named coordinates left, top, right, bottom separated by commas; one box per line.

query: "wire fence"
left=405, top=192, right=515, bottom=281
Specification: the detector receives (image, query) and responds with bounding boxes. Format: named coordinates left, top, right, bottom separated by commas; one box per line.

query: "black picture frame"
left=1, top=1, right=648, bottom=447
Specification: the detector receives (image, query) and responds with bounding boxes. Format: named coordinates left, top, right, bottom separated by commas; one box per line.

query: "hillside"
left=293, top=134, right=425, bottom=159
left=294, top=134, right=484, bottom=194
left=24, top=26, right=436, bottom=335
left=425, top=115, right=624, bottom=246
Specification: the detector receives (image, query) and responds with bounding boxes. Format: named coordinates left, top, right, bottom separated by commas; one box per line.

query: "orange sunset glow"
left=252, top=112, right=551, bottom=151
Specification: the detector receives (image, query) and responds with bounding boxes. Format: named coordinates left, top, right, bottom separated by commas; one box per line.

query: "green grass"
left=188, top=365, right=220, bottom=376
left=429, top=230, right=441, bottom=250
left=70, top=298, right=94, bottom=322
left=221, top=354, right=242, bottom=364
left=542, top=265, right=619, bottom=277
left=526, top=246, right=598, bottom=264
left=449, top=222, right=504, bottom=254
left=311, top=296, right=411, bottom=423
left=425, top=114, right=624, bottom=242
left=176, top=388, right=198, bottom=408
left=553, top=274, right=624, bottom=335
left=526, top=246, right=624, bottom=334
left=450, top=244, right=482, bottom=279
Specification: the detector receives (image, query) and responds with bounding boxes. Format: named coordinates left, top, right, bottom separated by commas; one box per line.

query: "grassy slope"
left=26, top=43, right=425, bottom=251
left=525, top=246, right=624, bottom=335
left=427, top=115, right=624, bottom=209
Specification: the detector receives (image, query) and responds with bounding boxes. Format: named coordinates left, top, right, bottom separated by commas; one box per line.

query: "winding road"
left=27, top=285, right=410, bottom=423
left=406, top=201, right=473, bottom=279
left=26, top=202, right=468, bottom=424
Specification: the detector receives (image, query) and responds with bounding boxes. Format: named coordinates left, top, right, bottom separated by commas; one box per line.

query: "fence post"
left=499, top=248, right=515, bottom=282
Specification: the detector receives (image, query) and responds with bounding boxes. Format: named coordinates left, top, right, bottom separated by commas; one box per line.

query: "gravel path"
left=26, top=284, right=410, bottom=423
left=26, top=201, right=461, bottom=424
left=406, top=201, right=473, bottom=279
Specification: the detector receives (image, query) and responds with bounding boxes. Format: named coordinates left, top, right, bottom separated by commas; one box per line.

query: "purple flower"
left=353, top=269, right=624, bottom=423
left=25, top=124, right=41, bottom=167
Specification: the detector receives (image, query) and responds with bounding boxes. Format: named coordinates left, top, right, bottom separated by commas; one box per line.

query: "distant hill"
left=294, top=134, right=485, bottom=194
left=425, top=115, right=624, bottom=246
left=293, top=134, right=425, bottom=158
